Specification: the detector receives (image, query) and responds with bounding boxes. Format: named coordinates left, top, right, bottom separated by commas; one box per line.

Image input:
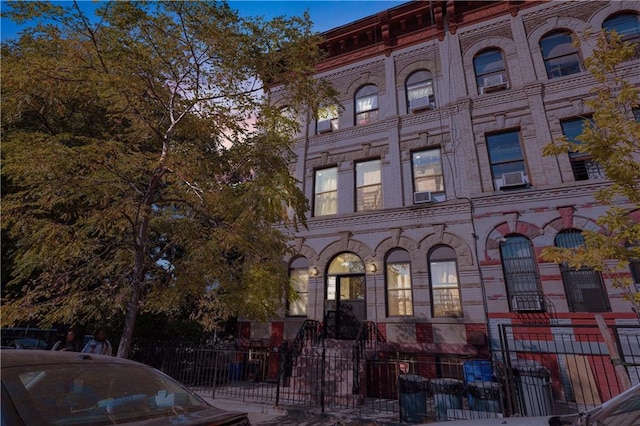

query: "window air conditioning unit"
left=511, top=294, right=545, bottom=312
left=409, top=97, right=432, bottom=112
left=317, top=120, right=332, bottom=134
left=413, top=191, right=433, bottom=204
left=500, top=171, right=526, bottom=188
left=481, top=74, right=508, bottom=94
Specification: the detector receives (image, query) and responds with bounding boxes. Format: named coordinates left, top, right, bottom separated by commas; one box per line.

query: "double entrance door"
left=325, top=274, right=366, bottom=340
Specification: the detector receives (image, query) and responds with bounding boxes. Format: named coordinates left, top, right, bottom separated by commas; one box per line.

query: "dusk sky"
left=1, top=1, right=409, bottom=41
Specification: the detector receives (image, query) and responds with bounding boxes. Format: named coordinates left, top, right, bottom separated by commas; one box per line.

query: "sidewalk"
left=198, top=393, right=405, bottom=425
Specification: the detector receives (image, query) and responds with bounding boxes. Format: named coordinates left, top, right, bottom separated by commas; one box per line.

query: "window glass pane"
left=386, top=250, right=413, bottom=316
left=387, top=263, right=411, bottom=289
left=555, top=229, right=585, bottom=248
left=356, top=94, right=378, bottom=113
left=500, top=236, right=540, bottom=294
left=429, top=246, right=462, bottom=318
left=356, top=160, right=382, bottom=211
left=540, top=31, right=582, bottom=78
left=412, top=149, right=444, bottom=193
left=289, top=268, right=308, bottom=316
left=556, top=229, right=609, bottom=312
left=407, top=82, right=433, bottom=101
left=603, top=14, right=640, bottom=38
left=328, top=253, right=365, bottom=274
left=540, top=32, right=575, bottom=58
left=314, top=167, right=337, bottom=216
left=486, top=132, right=523, bottom=163
left=474, top=50, right=504, bottom=75
left=407, top=70, right=432, bottom=86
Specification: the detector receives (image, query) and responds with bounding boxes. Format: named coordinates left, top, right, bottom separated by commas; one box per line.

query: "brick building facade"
left=237, top=0, right=640, bottom=363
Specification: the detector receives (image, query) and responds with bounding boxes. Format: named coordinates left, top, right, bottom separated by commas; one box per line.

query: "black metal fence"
left=131, top=324, right=640, bottom=423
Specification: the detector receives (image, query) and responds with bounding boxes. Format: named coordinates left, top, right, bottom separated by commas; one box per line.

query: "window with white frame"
left=317, top=104, right=339, bottom=134
left=560, top=117, right=604, bottom=181
left=356, top=160, right=382, bottom=211
left=540, top=30, right=583, bottom=79
left=355, top=84, right=378, bottom=125
left=314, top=167, right=337, bottom=216
left=500, top=235, right=542, bottom=311
left=556, top=229, right=610, bottom=312
left=474, top=49, right=508, bottom=95
left=406, top=70, right=434, bottom=112
left=412, top=149, right=444, bottom=203
left=288, top=257, right=309, bottom=316
left=429, top=245, right=463, bottom=318
left=386, top=249, right=413, bottom=316
left=486, top=130, right=528, bottom=190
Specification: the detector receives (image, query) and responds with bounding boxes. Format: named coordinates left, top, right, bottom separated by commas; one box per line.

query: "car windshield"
left=2, top=362, right=210, bottom=425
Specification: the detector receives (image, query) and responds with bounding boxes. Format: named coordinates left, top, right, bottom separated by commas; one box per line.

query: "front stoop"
left=286, top=339, right=363, bottom=406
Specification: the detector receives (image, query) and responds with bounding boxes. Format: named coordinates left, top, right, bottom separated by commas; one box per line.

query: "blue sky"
left=1, top=1, right=409, bottom=41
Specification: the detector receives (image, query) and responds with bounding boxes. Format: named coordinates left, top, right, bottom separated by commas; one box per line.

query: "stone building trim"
left=418, top=230, right=474, bottom=267
left=316, top=236, right=374, bottom=270
left=485, top=219, right=544, bottom=262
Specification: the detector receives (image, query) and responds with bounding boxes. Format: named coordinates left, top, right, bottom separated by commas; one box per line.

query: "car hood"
left=84, top=407, right=249, bottom=426
left=427, top=416, right=556, bottom=426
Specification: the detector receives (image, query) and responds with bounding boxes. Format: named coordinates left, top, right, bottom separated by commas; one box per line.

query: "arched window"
left=540, top=30, right=583, bottom=79
left=499, top=235, right=542, bottom=311
left=355, top=84, right=378, bottom=125
left=288, top=257, right=309, bottom=317
left=604, top=13, right=640, bottom=58
left=406, top=70, right=434, bottom=112
left=429, top=245, right=462, bottom=318
left=603, top=13, right=640, bottom=42
left=555, top=229, right=610, bottom=312
left=474, top=49, right=509, bottom=95
left=385, top=249, right=413, bottom=316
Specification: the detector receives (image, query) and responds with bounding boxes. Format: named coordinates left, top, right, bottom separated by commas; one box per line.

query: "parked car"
left=1, top=350, right=250, bottom=425
left=427, top=382, right=640, bottom=425
left=0, top=336, right=49, bottom=350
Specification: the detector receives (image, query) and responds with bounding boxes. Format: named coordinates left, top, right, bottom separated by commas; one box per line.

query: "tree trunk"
left=117, top=284, right=140, bottom=358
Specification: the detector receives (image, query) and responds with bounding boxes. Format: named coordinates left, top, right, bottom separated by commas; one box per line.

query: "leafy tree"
left=1, top=1, right=338, bottom=357
left=541, top=30, right=640, bottom=312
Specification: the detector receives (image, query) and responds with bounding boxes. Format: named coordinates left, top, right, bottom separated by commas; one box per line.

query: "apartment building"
left=238, top=0, right=640, bottom=367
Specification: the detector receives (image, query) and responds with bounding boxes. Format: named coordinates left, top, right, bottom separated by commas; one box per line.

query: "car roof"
left=0, top=350, right=143, bottom=368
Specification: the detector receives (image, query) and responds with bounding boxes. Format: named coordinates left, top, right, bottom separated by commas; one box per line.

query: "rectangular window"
left=356, top=160, right=382, bottom=211
left=561, top=118, right=604, bottom=181
left=288, top=269, right=308, bottom=316
left=314, top=167, right=337, bottom=216
left=486, top=131, right=528, bottom=190
left=387, top=262, right=413, bottom=316
left=412, top=149, right=444, bottom=202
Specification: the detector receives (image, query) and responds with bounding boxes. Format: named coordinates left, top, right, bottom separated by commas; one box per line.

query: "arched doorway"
left=325, top=253, right=366, bottom=340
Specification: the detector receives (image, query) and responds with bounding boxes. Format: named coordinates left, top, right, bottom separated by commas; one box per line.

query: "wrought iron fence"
left=130, top=324, right=639, bottom=423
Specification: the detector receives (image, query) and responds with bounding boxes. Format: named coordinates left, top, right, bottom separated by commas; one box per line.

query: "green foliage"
left=1, top=1, right=338, bottom=356
left=541, top=30, right=640, bottom=310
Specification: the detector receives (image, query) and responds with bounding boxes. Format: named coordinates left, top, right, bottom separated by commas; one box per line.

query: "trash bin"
left=430, top=378, right=464, bottom=421
left=511, top=359, right=553, bottom=416
left=464, top=360, right=494, bottom=382
left=467, top=380, right=502, bottom=413
left=398, top=374, right=428, bottom=423
left=229, top=361, right=242, bottom=381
